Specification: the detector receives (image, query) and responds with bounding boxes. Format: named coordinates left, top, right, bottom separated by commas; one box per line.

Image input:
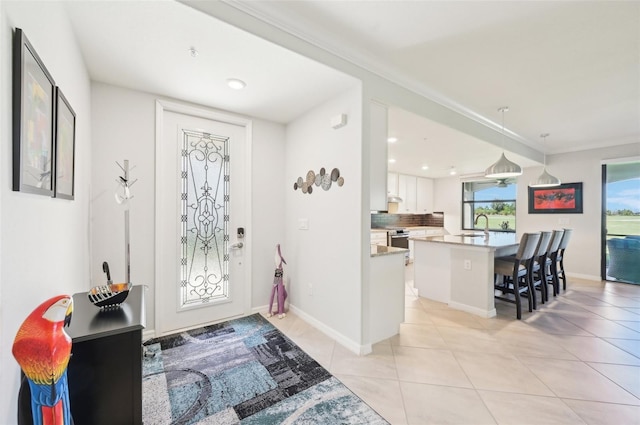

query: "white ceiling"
left=387, top=106, right=538, bottom=178
left=64, top=1, right=358, bottom=124
left=64, top=1, right=639, bottom=179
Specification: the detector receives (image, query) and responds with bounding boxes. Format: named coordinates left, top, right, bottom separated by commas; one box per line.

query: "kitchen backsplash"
left=371, top=212, right=444, bottom=228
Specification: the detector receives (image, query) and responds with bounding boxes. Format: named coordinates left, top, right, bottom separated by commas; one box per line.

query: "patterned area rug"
left=142, top=314, right=389, bottom=424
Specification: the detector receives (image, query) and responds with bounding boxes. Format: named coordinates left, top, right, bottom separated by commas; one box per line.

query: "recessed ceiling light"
left=387, top=137, right=398, bottom=143
left=227, top=78, right=246, bottom=90
left=421, top=165, right=429, bottom=170
left=188, top=47, right=198, bottom=58
left=388, top=158, right=396, bottom=163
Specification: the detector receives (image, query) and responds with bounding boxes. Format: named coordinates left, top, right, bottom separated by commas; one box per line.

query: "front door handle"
left=231, top=242, right=244, bottom=249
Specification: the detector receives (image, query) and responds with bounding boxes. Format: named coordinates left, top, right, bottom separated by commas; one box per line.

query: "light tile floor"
left=265, top=264, right=640, bottom=425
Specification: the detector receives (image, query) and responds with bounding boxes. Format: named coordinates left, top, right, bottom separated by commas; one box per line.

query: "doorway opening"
left=602, top=160, right=640, bottom=284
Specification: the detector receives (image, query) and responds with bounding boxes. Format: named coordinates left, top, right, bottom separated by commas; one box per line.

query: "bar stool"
left=494, top=232, right=541, bottom=320
left=554, top=228, right=573, bottom=292
left=545, top=229, right=565, bottom=297
left=531, top=231, right=552, bottom=305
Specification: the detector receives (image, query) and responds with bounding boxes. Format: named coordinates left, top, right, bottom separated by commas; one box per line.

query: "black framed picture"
left=12, top=28, right=56, bottom=196
left=54, top=88, right=76, bottom=200
left=528, top=182, right=583, bottom=214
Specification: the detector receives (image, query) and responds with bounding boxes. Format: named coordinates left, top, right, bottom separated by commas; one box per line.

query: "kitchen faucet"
left=475, top=214, right=489, bottom=237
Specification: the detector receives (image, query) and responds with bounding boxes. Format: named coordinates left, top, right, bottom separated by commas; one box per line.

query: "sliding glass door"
left=602, top=161, right=640, bottom=284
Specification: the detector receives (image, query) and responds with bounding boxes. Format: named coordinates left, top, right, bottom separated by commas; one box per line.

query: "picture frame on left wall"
left=54, top=88, right=76, bottom=200
left=12, top=28, right=56, bottom=196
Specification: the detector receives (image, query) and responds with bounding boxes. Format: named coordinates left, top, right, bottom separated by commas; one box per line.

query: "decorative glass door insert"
left=180, top=130, right=230, bottom=308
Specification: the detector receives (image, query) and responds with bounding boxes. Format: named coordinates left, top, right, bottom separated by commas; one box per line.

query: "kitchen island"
left=411, top=232, right=518, bottom=318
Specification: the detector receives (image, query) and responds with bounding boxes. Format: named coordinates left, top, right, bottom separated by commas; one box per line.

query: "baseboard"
left=288, top=304, right=372, bottom=356
left=448, top=301, right=496, bottom=318
left=142, top=329, right=156, bottom=342
left=144, top=305, right=372, bottom=355
left=567, top=272, right=602, bottom=282
left=251, top=304, right=269, bottom=314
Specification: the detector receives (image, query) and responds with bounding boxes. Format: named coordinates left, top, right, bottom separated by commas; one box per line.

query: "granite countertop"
left=371, top=228, right=390, bottom=233
left=410, top=231, right=519, bottom=250
left=370, top=245, right=408, bottom=257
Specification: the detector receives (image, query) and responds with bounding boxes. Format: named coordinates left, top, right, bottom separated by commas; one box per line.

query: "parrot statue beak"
left=64, top=301, right=73, bottom=328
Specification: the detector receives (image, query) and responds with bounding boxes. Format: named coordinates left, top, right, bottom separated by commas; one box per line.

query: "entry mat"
left=142, top=313, right=389, bottom=424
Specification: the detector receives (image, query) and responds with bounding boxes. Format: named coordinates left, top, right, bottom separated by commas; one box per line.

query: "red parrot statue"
left=12, top=295, right=74, bottom=425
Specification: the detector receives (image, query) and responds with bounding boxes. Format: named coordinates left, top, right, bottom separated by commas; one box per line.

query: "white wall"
left=90, top=82, right=286, bottom=334
left=250, top=120, right=287, bottom=308
left=0, top=2, right=91, bottom=422
left=285, top=84, right=364, bottom=349
left=517, top=143, right=640, bottom=280
left=434, top=142, right=640, bottom=280
left=434, top=175, right=463, bottom=235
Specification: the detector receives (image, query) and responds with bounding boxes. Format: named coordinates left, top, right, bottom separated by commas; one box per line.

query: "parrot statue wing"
left=12, top=295, right=74, bottom=425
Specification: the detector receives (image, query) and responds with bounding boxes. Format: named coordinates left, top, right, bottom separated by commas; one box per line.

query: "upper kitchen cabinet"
left=369, top=101, right=388, bottom=211
left=387, top=172, right=399, bottom=197
left=416, top=177, right=434, bottom=213
left=398, top=174, right=417, bottom=213
left=389, top=173, right=434, bottom=213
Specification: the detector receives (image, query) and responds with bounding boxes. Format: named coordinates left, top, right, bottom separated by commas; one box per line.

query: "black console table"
left=66, top=285, right=146, bottom=425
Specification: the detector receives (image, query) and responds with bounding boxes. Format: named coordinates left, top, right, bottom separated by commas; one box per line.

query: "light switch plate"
left=298, top=218, right=309, bottom=230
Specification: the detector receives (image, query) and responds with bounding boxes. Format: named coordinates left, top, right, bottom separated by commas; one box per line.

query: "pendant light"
left=485, top=107, right=523, bottom=179
left=530, top=133, right=561, bottom=187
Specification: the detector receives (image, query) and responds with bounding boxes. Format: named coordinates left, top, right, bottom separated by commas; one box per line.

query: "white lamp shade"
left=530, top=167, right=561, bottom=187
left=485, top=152, right=523, bottom=178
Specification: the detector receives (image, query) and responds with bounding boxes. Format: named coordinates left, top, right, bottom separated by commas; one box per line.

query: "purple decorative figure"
left=267, top=244, right=288, bottom=318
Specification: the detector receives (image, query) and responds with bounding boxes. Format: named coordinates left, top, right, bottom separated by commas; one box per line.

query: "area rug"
left=142, top=313, right=389, bottom=424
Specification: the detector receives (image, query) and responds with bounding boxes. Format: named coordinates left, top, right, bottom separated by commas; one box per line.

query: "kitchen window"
left=462, top=181, right=517, bottom=232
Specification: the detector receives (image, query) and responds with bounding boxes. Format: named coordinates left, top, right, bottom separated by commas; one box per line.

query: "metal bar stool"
left=494, top=232, right=541, bottom=320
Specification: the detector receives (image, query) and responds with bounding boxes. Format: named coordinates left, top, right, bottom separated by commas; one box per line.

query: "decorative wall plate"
left=293, top=167, right=344, bottom=194
left=321, top=174, right=332, bottom=191
left=306, top=170, right=315, bottom=185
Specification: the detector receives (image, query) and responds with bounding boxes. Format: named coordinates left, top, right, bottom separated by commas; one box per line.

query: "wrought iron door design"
left=180, top=130, right=229, bottom=307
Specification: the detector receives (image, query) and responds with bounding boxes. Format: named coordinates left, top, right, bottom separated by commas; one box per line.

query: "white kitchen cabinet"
left=389, top=173, right=433, bottom=214
left=370, top=231, right=388, bottom=246
left=387, top=172, right=399, bottom=196
left=408, top=229, right=426, bottom=261
left=398, top=174, right=417, bottom=213
left=369, top=102, right=388, bottom=211
left=416, top=177, right=434, bottom=213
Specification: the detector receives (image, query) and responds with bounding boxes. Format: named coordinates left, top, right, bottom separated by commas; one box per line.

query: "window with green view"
left=462, top=181, right=516, bottom=232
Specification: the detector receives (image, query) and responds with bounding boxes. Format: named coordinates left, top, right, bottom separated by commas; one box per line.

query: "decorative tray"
left=88, top=282, right=132, bottom=308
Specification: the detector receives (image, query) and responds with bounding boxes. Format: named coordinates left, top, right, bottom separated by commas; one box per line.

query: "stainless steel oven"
left=387, top=228, right=410, bottom=264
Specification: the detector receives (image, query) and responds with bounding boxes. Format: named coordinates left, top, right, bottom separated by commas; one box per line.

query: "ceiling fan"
left=494, top=178, right=516, bottom=188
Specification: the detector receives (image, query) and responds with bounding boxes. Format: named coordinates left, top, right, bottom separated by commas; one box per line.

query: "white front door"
left=156, top=102, right=250, bottom=335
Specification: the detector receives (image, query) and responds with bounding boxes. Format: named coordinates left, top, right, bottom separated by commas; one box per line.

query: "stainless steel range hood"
left=387, top=195, right=403, bottom=203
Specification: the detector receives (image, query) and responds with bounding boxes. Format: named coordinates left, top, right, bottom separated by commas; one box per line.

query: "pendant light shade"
left=485, top=152, right=523, bottom=178
left=530, top=133, right=561, bottom=187
left=530, top=168, right=561, bottom=187
left=485, top=107, right=523, bottom=179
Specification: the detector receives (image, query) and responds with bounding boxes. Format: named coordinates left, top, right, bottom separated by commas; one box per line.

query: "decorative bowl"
left=88, top=282, right=132, bottom=308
